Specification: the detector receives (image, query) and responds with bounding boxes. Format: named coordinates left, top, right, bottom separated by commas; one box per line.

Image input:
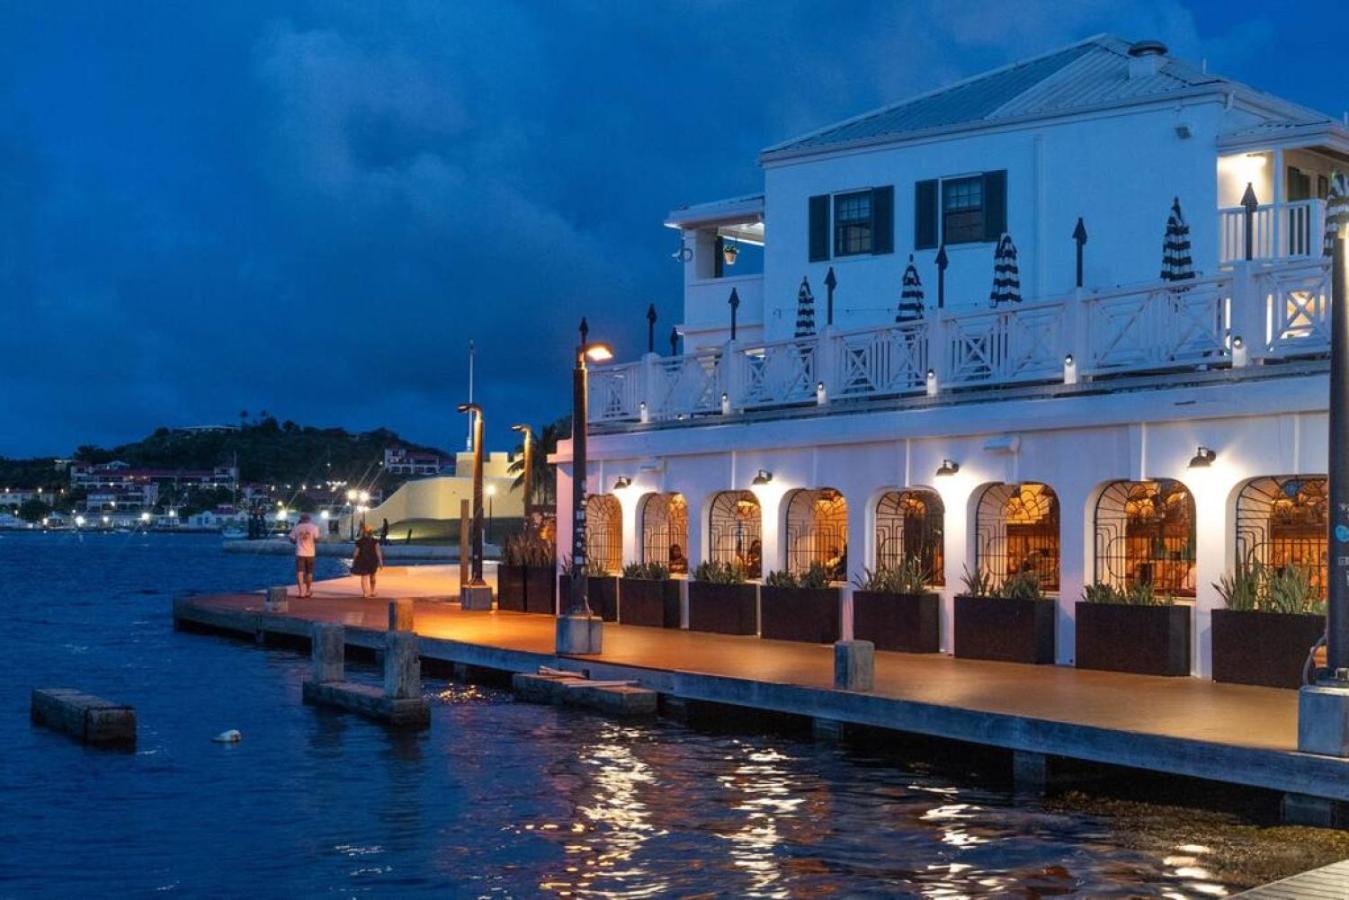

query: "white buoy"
left=212, top=729, right=242, bottom=743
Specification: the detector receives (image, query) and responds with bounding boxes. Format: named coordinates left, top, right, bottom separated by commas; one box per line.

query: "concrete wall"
left=346, top=450, right=522, bottom=534
left=556, top=373, right=1328, bottom=678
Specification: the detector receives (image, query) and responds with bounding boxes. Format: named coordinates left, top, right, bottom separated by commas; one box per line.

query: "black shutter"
left=808, top=194, right=830, bottom=261
left=713, top=235, right=724, bottom=278
left=982, top=170, right=1007, bottom=242
left=870, top=185, right=894, bottom=255
left=914, top=179, right=938, bottom=249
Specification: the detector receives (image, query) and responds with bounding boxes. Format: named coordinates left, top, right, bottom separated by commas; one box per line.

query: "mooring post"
left=310, top=622, right=345, bottom=684
left=833, top=640, right=875, bottom=692
left=388, top=598, right=414, bottom=632
left=265, top=585, right=288, bottom=613
left=383, top=631, right=421, bottom=700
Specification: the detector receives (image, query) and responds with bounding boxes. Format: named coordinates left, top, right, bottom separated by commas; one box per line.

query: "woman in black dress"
left=352, top=523, right=383, bottom=598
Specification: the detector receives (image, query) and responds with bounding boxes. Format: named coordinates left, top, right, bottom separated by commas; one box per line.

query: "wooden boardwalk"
left=173, top=571, right=1349, bottom=808
left=1234, top=859, right=1349, bottom=898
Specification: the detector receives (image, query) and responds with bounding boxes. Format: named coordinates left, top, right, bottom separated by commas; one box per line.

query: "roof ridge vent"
left=1127, top=39, right=1167, bottom=79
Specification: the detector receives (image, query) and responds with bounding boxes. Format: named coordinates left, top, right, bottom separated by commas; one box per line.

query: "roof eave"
left=758, top=86, right=1226, bottom=166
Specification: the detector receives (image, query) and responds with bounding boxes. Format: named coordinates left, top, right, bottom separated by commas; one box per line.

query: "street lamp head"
left=358, top=490, right=370, bottom=503
left=486, top=484, right=497, bottom=496
left=346, top=489, right=357, bottom=502
left=584, top=343, right=614, bottom=363
left=457, top=402, right=482, bottom=415
left=510, top=423, right=532, bottom=435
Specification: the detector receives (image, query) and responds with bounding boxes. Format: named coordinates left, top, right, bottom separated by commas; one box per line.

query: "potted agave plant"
left=688, top=560, right=758, bottom=636
left=759, top=563, right=841, bottom=644
left=954, top=567, right=1056, bottom=664
left=497, top=534, right=530, bottom=612
left=619, top=561, right=681, bottom=629
left=852, top=556, right=939, bottom=653
left=516, top=532, right=557, bottom=615
left=1075, top=582, right=1190, bottom=676
left=1212, top=562, right=1325, bottom=689
left=557, top=557, right=619, bottom=622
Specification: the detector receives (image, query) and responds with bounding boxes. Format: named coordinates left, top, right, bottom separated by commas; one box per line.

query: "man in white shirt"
left=287, top=512, right=322, bottom=597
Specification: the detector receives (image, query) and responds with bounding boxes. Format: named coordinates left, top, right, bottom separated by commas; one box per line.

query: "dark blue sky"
left=0, top=0, right=1339, bottom=457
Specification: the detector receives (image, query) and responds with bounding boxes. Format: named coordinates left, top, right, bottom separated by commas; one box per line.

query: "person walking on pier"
left=352, top=523, right=383, bottom=598
left=288, top=512, right=321, bottom=598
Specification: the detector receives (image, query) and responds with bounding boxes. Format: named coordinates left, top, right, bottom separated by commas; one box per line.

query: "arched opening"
left=875, top=489, right=945, bottom=586
left=1235, top=476, right=1328, bottom=598
left=640, top=492, right=689, bottom=574
left=1094, top=480, right=1196, bottom=597
left=783, top=488, right=848, bottom=580
left=584, top=494, right=622, bottom=575
left=975, top=482, right=1060, bottom=592
left=708, top=491, right=762, bottom=578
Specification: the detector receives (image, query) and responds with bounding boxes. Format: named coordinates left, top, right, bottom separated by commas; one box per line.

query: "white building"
left=557, top=35, right=1347, bottom=678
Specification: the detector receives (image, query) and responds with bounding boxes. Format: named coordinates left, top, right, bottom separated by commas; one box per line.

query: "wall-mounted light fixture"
left=1188, top=446, right=1217, bottom=468
left=1231, top=336, right=1248, bottom=368
left=1063, top=354, right=1078, bottom=385
left=751, top=469, right=773, bottom=486
left=926, top=369, right=939, bottom=397
left=721, top=392, right=731, bottom=416
left=639, top=400, right=649, bottom=424
left=613, top=476, right=632, bottom=490
left=935, top=459, right=960, bottom=477
left=816, top=381, right=827, bottom=405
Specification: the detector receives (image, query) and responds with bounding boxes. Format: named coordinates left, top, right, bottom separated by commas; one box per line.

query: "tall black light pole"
left=1328, top=227, right=1348, bottom=673
left=568, top=318, right=614, bottom=617
left=511, top=423, right=534, bottom=525
left=456, top=402, right=485, bottom=587
left=646, top=303, right=657, bottom=354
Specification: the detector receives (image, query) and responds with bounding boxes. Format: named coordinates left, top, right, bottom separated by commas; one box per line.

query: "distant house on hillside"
left=383, top=447, right=445, bottom=476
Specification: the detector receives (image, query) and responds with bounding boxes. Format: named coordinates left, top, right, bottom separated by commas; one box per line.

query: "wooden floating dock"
left=512, top=670, right=658, bottom=716
left=31, top=688, right=136, bottom=748
left=173, top=590, right=1349, bottom=819
left=1234, top=858, right=1349, bottom=898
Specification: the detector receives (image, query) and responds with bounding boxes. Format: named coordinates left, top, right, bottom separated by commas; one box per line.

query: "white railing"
left=1219, top=198, right=1325, bottom=263
left=588, top=257, right=1332, bottom=425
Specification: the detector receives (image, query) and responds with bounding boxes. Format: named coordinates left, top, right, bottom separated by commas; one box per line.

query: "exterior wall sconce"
left=752, top=469, right=773, bottom=486
left=639, top=401, right=649, bottom=424
left=816, top=381, right=827, bottom=405
left=1231, top=336, right=1248, bottom=368
left=721, top=392, right=731, bottom=415
left=935, top=459, right=960, bottom=477
left=1063, top=354, right=1078, bottom=385
left=613, top=476, right=632, bottom=490
left=926, top=369, right=939, bottom=397
left=1189, top=446, right=1217, bottom=468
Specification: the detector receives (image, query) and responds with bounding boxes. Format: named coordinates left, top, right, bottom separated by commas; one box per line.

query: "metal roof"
left=761, top=34, right=1334, bottom=162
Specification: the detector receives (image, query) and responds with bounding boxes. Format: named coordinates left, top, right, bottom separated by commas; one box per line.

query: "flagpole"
left=466, top=340, right=475, bottom=452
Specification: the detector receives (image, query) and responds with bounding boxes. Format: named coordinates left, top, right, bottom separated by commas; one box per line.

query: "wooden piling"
left=388, top=598, right=414, bottom=632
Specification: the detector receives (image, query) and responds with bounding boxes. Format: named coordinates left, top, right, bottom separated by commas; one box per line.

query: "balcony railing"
left=1219, top=198, right=1325, bottom=263
left=587, top=257, right=1332, bottom=426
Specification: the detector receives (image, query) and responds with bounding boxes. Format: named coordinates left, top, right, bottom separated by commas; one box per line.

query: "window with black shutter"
left=871, top=185, right=894, bottom=255
left=808, top=194, right=830, bottom=261
left=834, top=191, right=873, bottom=256
left=924, top=169, right=1008, bottom=246
left=915, top=179, right=938, bottom=250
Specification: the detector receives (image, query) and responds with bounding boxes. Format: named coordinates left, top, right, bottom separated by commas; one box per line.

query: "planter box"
left=524, top=566, right=557, bottom=615
left=759, top=586, right=841, bottom=644
left=1075, top=602, right=1190, bottom=676
left=688, top=581, right=759, bottom=636
left=496, top=564, right=527, bottom=612
left=954, top=595, right=1056, bottom=664
left=619, top=578, right=681, bottom=629
left=1212, top=608, right=1324, bottom=689
left=557, top=575, right=619, bottom=622
left=853, top=591, right=940, bottom=653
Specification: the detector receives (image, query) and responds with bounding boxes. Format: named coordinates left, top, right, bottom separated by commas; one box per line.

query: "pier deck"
left=174, top=572, right=1349, bottom=807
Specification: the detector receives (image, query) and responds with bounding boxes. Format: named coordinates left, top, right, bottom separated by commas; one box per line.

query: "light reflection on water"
left=0, top=534, right=1246, bottom=897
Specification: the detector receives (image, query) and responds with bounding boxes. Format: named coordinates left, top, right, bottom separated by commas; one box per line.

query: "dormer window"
left=834, top=191, right=873, bottom=255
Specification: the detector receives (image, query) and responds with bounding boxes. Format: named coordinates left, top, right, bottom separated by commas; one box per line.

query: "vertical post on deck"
left=1328, top=231, right=1349, bottom=673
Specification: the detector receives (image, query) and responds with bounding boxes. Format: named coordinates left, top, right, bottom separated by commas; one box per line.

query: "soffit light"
left=1188, top=446, right=1216, bottom=468
left=751, top=469, right=773, bottom=486
left=935, top=459, right=960, bottom=477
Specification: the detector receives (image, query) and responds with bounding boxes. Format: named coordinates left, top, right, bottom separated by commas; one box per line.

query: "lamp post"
left=486, top=483, right=496, bottom=544
left=561, top=317, right=613, bottom=651
left=511, top=423, right=534, bottom=525
left=1328, top=225, right=1348, bottom=674
left=456, top=402, right=485, bottom=588
left=346, top=488, right=357, bottom=540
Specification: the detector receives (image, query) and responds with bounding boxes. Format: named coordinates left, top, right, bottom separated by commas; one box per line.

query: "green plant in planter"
left=764, top=569, right=798, bottom=588
left=1082, top=582, right=1125, bottom=604
left=766, top=563, right=832, bottom=589
left=1213, top=561, right=1263, bottom=612
left=504, top=531, right=555, bottom=567
left=959, top=564, right=997, bottom=597
left=1082, top=581, right=1173, bottom=605
left=854, top=556, right=930, bottom=594
left=622, top=561, right=670, bottom=580
left=1265, top=565, right=1319, bottom=614
left=1000, top=571, right=1044, bottom=602
left=692, top=560, right=749, bottom=584
left=561, top=554, right=608, bottom=578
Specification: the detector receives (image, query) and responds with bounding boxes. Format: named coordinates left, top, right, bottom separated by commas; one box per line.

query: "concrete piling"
left=311, top=623, right=345, bottom=684
left=31, top=688, right=136, bottom=748
left=1013, top=750, right=1051, bottom=795
left=383, top=631, right=422, bottom=700
left=264, top=586, right=289, bottom=613
left=833, top=640, right=875, bottom=692
left=388, top=598, right=414, bottom=632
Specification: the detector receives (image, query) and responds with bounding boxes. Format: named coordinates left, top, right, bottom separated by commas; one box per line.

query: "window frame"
left=941, top=175, right=986, bottom=246
left=832, top=190, right=874, bottom=257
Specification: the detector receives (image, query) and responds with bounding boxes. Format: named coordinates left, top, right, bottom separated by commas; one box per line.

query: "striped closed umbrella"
left=1161, top=197, right=1194, bottom=281
left=1324, top=172, right=1348, bottom=257
left=794, top=277, right=816, bottom=337
left=989, top=233, right=1021, bottom=306
left=897, top=255, right=925, bottom=322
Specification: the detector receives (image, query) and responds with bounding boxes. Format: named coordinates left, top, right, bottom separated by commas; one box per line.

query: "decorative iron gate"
left=975, top=482, right=1060, bottom=591
left=584, top=494, right=622, bottom=575
left=1093, top=480, right=1195, bottom=597
left=783, top=489, right=848, bottom=579
left=1235, top=476, right=1328, bottom=598
left=707, top=491, right=762, bottom=577
left=875, top=490, right=945, bottom=585
left=640, top=492, right=689, bottom=574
